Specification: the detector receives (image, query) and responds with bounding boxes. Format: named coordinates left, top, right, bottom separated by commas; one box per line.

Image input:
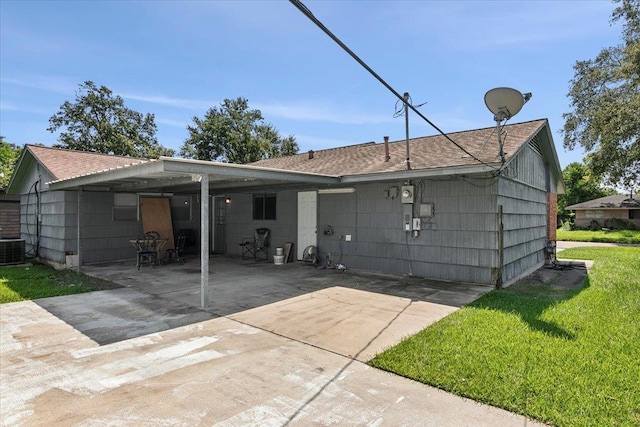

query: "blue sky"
left=1, top=0, right=620, bottom=169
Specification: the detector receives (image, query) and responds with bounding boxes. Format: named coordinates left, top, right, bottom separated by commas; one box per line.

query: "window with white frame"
left=253, top=193, right=276, bottom=220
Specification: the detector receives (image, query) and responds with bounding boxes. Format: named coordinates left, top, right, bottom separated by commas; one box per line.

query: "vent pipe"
left=308, top=150, right=314, bottom=160
left=384, top=136, right=390, bottom=162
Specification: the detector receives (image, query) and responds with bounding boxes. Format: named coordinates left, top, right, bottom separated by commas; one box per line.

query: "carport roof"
left=46, top=153, right=341, bottom=192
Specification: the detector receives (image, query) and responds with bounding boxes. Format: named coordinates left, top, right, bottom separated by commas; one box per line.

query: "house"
left=7, top=118, right=563, bottom=303
left=566, top=194, right=640, bottom=229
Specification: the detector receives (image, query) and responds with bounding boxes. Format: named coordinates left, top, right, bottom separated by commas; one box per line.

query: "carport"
left=48, top=157, right=341, bottom=308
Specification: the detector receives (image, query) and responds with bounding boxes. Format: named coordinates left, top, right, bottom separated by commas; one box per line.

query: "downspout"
left=496, top=204, right=504, bottom=289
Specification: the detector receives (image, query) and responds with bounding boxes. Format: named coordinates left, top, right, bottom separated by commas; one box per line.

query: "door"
left=297, top=191, right=317, bottom=259
left=213, top=196, right=226, bottom=254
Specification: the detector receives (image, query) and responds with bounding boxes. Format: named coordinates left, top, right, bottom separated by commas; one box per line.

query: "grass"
left=369, top=247, right=640, bottom=426
left=0, top=263, right=121, bottom=304
left=556, top=228, right=640, bottom=244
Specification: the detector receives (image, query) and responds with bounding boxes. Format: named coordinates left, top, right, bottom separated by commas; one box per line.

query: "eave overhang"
left=47, top=157, right=341, bottom=192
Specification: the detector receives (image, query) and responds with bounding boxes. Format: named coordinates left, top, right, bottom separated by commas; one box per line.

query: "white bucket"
left=273, top=255, right=285, bottom=265
left=276, top=247, right=284, bottom=256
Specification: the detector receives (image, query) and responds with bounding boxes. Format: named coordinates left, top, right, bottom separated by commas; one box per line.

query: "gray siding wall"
left=20, top=190, right=66, bottom=263
left=225, top=189, right=299, bottom=256
left=72, top=191, right=141, bottom=263
left=318, top=178, right=499, bottom=285
left=498, top=144, right=549, bottom=285
left=74, top=192, right=202, bottom=263
left=19, top=172, right=203, bottom=265
left=506, top=143, right=547, bottom=189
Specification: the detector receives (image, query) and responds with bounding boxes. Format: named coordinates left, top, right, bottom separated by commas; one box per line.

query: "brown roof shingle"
left=251, top=119, right=548, bottom=176
left=27, top=145, right=149, bottom=181
left=566, top=194, right=640, bottom=210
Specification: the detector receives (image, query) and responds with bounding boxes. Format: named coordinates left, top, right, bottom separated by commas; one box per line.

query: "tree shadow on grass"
left=470, top=264, right=590, bottom=340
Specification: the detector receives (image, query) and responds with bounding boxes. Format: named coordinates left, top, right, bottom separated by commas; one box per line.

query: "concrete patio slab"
left=229, top=286, right=457, bottom=361
left=1, top=298, right=544, bottom=426
left=34, top=288, right=214, bottom=345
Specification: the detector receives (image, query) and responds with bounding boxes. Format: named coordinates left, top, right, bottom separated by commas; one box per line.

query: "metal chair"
left=135, top=231, right=159, bottom=269
left=239, top=228, right=270, bottom=261
left=165, top=232, right=187, bottom=264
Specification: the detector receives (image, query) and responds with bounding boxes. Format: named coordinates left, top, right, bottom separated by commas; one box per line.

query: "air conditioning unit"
left=0, top=239, right=25, bottom=265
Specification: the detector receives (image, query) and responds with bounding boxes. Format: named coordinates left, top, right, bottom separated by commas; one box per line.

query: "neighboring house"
left=7, top=118, right=563, bottom=289
left=566, top=194, right=640, bottom=229
left=0, top=186, right=20, bottom=239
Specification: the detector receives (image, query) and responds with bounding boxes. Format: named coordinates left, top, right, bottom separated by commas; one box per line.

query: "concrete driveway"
left=1, top=258, right=544, bottom=426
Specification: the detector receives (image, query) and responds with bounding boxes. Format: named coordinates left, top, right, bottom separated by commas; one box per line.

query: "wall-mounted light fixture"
left=317, top=188, right=356, bottom=194
left=225, top=197, right=231, bottom=204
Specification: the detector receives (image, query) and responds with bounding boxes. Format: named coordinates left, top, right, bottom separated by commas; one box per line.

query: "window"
left=630, top=210, right=638, bottom=220
left=253, top=193, right=276, bottom=220
left=113, top=193, right=138, bottom=221
left=585, top=210, right=604, bottom=219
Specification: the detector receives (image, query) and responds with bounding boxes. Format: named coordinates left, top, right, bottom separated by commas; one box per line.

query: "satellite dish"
left=484, top=87, right=528, bottom=121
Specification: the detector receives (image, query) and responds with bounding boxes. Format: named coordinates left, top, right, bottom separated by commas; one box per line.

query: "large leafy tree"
left=0, top=136, right=21, bottom=187
left=48, top=81, right=174, bottom=158
left=562, top=0, right=639, bottom=192
left=557, top=162, right=612, bottom=216
left=180, top=97, right=299, bottom=164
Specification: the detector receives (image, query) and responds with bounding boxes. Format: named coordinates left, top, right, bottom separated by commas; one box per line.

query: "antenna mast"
left=404, top=92, right=411, bottom=170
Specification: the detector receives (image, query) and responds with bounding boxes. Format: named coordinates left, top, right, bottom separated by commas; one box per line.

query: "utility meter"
left=401, top=185, right=414, bottom=204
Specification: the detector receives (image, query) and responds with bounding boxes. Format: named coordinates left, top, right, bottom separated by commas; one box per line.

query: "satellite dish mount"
left=484, top=87, right=532, bottom=165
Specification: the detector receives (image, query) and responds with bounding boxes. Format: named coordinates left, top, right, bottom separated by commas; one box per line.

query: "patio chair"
left=239, top=228, right=270, bottom=261
left=135, top=231, right=159, bottom=269
left=165, top=232, right=187, bottom=264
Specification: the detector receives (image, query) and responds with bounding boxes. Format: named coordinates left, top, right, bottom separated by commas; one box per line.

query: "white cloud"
left=155, top=117, right=189, bottom=128
left=120, top=92, right=216, bottom=111
left=380, top=1, right=617, bottom=51
left=0, top=101, right=49, bottom=115
left=0, top=76, right=76, bottom=95
left=256, top=101, right=395, bottom=125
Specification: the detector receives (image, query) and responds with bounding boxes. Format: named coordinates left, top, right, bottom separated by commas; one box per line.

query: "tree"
left=180, top=97, right=299, bottom=164
left=562, top=0, right=639, bottom=193
left=557, top=162, right=611, bottom=217
left=0, top=136, right=21, bottom=187
left=48, top=81, right=175, bottom=158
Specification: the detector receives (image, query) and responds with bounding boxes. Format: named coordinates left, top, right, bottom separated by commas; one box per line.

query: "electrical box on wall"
left=401, top=185, right=414, bottom=204
left=420, top=203, right=434, bottom=217
left=412, top=218, right=421, bottom=230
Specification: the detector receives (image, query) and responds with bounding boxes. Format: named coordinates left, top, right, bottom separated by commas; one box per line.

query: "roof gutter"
left=341, top=163, right=499, bottom=183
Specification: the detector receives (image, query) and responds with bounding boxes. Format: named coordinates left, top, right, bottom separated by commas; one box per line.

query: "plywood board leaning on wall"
left=140, top=197, right=175, bottom=251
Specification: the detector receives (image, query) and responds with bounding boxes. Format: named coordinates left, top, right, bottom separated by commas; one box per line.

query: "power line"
left=288, top=0, right=499, bottom=172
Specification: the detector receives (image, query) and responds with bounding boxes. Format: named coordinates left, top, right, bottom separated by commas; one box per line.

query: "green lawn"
left=557, top=228, right=640, bottom=244
left=0, top=263, right=120, bottom=304
left=369, top=247, right=640, bottom=426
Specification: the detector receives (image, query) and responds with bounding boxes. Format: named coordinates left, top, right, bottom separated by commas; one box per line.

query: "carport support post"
left=200, top=174, right=210, bottom=308
left=77, top=188, right=82, bottom=271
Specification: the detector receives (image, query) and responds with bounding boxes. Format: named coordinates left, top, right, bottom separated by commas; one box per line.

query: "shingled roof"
left=25, top=145, right=149, bottom=181
left=251, top=119, right=549, bottom=177
left=566, top=194, right=640, bottom=210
